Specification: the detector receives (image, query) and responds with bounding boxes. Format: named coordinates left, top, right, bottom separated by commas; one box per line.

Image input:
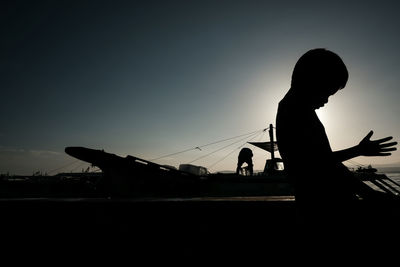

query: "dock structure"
left=357, top=172, right=400, bottom=195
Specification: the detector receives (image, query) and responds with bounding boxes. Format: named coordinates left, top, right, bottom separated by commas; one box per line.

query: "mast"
left=269, top=124, right=275, bottom=161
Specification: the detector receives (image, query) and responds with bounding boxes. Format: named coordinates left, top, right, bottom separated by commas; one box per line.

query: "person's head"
left=290, top=48, right=348, bottom=109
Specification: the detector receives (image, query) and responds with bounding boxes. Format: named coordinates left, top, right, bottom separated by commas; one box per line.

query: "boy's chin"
left=313, top=103, right=325, bottom=109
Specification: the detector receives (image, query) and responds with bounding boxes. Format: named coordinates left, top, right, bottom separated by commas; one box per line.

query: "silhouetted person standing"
left=276, top=48, right=397, bottom=230
left=236, top=148, right=253, bottom=176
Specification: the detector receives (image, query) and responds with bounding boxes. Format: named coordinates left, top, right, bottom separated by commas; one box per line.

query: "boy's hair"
left=291, top=48, right=348, bottom=91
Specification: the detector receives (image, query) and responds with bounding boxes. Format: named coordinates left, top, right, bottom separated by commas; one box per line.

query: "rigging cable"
left=47, top=159, right=81, bottom=175
left=70, top=161, right=90, bottom=173
left=150, top=128, right=266, bottom=161
left=256, top=129, right=266, bottom=142
left=187, top=130, right=263, bottom=164
left=207, top=130, right=265, bottom=170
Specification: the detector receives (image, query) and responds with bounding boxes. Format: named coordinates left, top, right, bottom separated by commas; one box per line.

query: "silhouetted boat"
left=356, top=164, right=378, bottom=173
left=61, top=124, right=295, bottom=198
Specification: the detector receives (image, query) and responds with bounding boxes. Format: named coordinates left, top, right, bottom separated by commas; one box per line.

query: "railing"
left=357, top=172, right=400, bottom=196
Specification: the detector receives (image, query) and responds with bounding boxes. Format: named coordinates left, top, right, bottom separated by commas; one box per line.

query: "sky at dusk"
left=1, top=0, right=400, bottom=175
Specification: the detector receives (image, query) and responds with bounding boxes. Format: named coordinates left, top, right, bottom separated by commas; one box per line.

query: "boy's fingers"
left=373, top=136, right=393, bottom=143
left=364, top=130, right=374, bottom=140
left=380, top=142, right=397, bottom=148
left=380, top=147, right=397, bottom=152
left=377, top=152, right=391, bottom=156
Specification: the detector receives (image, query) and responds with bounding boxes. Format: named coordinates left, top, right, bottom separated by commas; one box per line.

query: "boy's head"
left=291, top=48, right=348, bottom=109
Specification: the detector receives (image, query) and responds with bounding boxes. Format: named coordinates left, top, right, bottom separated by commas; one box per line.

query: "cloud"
left=0, top=148, right=61, bottom=156
left=29, top=150, right=62, bottom=157
left=0, top=147, right=70, bottom=175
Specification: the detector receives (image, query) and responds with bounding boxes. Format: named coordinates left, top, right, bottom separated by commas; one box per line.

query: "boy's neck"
left=286, top=87, right=315, bottom=111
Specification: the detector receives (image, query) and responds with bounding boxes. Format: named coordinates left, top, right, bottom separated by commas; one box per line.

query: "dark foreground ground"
left=0, top=197, right=399, bottom=263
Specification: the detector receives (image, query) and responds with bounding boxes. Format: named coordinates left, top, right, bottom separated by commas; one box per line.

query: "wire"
left=187, top=130, right=263, bottom=164
left=47, top=159, right=81, bottom=175
left=256, top=130, right=266, bottom=142
left=207, top=131, right=264, bottom=169
left=70, top=162, right=90, bottom=173
left=150, top=128, right=266, bottom=161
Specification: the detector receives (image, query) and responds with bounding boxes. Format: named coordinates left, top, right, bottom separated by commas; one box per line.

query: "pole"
left=269, top=124, right=275, bottom=161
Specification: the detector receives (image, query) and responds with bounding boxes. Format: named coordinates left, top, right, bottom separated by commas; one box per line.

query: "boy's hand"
left=358, top=131, right=397, bottom=156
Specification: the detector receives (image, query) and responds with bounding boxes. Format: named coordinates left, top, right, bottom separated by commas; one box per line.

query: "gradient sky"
left=1, top=0, right=399, bottom=175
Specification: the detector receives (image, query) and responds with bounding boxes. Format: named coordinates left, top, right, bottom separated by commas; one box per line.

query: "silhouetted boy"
left=276, top=48, right=397, bottom=230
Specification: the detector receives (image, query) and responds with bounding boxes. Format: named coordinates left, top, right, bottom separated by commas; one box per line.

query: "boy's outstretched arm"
left=333, top=130, right=397, bottom=162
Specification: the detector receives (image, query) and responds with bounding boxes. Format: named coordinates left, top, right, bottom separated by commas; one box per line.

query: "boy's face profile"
left=307, top=85, right=341, bottom=110
left=291, top=49, right=348, bottom=110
